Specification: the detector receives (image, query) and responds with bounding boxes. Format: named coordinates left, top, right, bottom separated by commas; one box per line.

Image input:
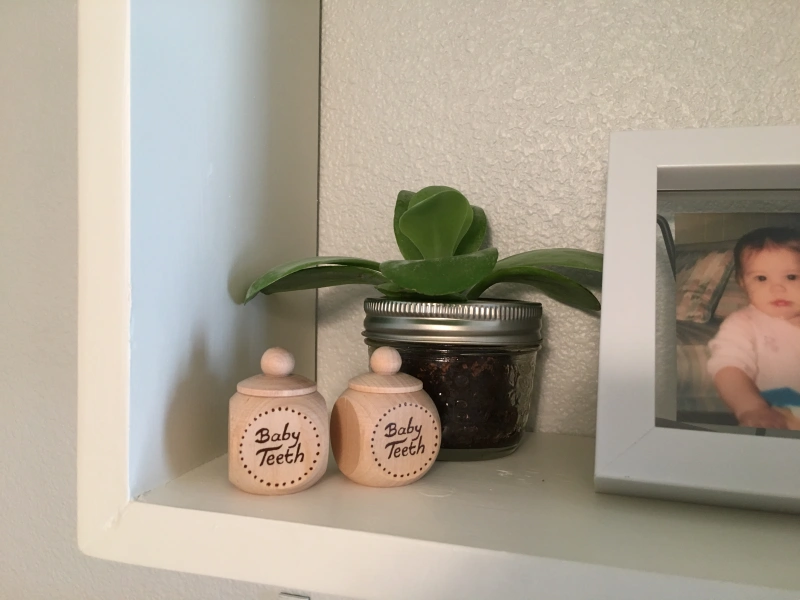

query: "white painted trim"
left=77, top=0, right=131, bottom=549
left=83, top=499, right=796, bottom=600
left=596, top=125, right=800, bottom=512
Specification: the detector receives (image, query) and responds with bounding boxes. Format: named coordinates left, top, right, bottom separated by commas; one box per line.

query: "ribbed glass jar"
left=362, top=298, right=542, bottom=461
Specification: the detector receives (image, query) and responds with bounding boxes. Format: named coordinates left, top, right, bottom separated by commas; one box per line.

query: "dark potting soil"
left=394, top=350, right=537, bottom=450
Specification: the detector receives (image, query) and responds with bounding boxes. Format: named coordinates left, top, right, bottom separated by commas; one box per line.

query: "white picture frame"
left=595, top=124, right=800, bottom=513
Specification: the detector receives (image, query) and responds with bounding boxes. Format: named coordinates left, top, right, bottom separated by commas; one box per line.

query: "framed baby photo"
left=669, top=211, right=800, bottom=434
left=595, top=124, right=800, bottom=513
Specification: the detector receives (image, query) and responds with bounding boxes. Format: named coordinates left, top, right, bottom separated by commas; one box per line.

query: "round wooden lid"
left=348, top=346, right=423, bottom=394
left=237, top=347, right=317, bottom=397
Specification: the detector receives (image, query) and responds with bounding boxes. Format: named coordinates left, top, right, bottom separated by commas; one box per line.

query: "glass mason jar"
left=362, top=298, right=542, bottom=461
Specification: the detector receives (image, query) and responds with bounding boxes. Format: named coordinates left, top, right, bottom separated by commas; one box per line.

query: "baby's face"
left=739, top=246, right=800, bottom=321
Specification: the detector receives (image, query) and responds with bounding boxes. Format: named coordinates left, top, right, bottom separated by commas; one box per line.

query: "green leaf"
left=374, top=282, right=411, bottom=297
left=466, top=265, right=600, bottom=311
left=496, top=248, right=603, bottom=272
left=409, top=186, right=475, bottom=253
left=245, top=256, right=381, bottom=303
left=406, top=185, right=455, bottom=209
left=453, top=205, right=487, bottom=255
left=375, top=282, right=466, bottom=301
left=455, top=207, right=474, bottom=251
left=399, top=187, right=472, bottom=259
left=393, top=190, right=423, bottom=260
left=254, top=266, right=387, bottom=297
left=380, top=247, right=498, bottom=296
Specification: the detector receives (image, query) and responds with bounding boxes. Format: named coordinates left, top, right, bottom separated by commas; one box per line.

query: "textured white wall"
left=317, top=0, right=800, bottom=435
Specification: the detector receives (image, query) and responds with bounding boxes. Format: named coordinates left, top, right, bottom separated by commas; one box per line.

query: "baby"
left=707, top=226, right=800, bottom=430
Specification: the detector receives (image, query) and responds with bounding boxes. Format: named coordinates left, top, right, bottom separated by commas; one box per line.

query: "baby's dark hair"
left=733, top=226, right=800, bottom=279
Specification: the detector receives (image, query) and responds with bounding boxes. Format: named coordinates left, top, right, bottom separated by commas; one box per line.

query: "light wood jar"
left=331, top=346, right=441, bottom=487
left=228, top=347, right=328, bottom=495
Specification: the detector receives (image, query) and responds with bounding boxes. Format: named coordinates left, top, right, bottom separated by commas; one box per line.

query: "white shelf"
left=126, top=433, right=799, bottom=599
left=76, top=4, right=800, bottom=599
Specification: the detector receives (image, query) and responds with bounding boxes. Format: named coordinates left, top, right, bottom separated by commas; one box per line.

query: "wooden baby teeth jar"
left=331, top=346, right=441, bottom=487
left=228, top=347, right=328, bottom=495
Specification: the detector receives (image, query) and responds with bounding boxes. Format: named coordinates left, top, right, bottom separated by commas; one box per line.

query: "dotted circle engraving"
left=239, top=406, right=320, bottom=489
left=371, top=403, right=439, bottom=479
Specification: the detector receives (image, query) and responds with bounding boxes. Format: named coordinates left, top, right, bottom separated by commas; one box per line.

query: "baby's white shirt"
left=707, top=305, right=800, bottom=393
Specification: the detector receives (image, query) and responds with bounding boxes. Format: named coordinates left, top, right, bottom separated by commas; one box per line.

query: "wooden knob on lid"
left=237, top=347, right=316, bottom=397
left=261, top=347, right=295, bottom=376
left=369, top=346, right=402, bottom=375
left=348, top=347, right=422, bottom=394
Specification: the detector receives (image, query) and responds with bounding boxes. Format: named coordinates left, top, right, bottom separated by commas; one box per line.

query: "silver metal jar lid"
left=362, top=298, right=542, bottom=347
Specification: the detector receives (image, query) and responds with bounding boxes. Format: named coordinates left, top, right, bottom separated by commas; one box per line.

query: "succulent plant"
left=245, top=186, right=602, bottom=311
